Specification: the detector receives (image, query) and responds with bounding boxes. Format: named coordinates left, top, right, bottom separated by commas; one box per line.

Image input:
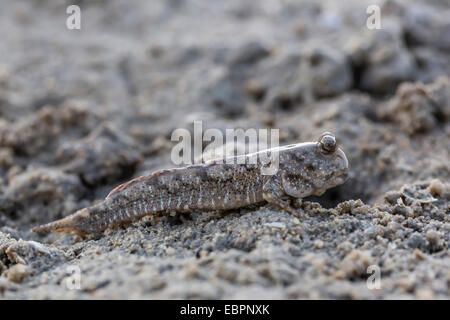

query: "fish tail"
left=31, top=208, right=90, bottom=235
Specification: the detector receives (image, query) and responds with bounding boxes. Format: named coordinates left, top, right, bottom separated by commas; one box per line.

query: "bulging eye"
left=318, top=132, right=336, bottom=154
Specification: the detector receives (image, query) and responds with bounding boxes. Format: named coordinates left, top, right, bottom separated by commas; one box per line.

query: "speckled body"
left=32, top=133, right=349, bottom=236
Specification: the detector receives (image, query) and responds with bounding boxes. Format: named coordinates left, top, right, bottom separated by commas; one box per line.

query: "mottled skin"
left=31, top=132, right=349, bottom=236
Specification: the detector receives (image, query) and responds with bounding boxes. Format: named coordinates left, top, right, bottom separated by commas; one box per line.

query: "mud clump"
left=0, top=102, right=99, bottom=158
left=0, top=232, right=66, bottom=282
left=305, top=46, right=353, bottom=98
left=378, top=77, right=450, bottom=135
left=57, top=124, right=142, bottom=187
left=347, top=22, right=417, bottom=95
left=4, top=168, right=84, bottom=225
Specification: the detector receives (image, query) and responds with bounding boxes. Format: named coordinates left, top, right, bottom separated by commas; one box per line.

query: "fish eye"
left=318, top=132, right=336, bottom=154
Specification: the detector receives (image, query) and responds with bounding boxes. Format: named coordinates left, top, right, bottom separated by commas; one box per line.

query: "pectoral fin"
left=281, top=172, right=307, bottom=198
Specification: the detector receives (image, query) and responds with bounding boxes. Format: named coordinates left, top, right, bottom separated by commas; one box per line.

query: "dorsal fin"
left=105, top=168, right=178, bottom=199
left=106, top=175, right=150, bottom=199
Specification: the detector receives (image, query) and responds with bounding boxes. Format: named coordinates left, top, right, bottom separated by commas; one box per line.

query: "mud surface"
left=0, top=0, right=449, bottom=299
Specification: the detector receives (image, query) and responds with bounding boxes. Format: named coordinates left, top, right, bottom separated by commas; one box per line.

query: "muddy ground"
left=0, top=0, right=449, bottom=299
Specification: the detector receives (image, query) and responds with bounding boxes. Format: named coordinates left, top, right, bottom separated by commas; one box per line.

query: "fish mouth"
left=336, top=148, right=349, bottom=182
left=336, top=148, right=349, bottom=170
left=335, top=169, right=349, bottom=185
left=322, top=147, right=348, bottom=187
